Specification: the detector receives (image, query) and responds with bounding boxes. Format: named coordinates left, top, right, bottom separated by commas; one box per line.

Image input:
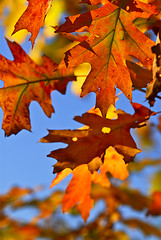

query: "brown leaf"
left=41, top=103, right=154, bottom=172
left=126, top=60, right=152, bottom=88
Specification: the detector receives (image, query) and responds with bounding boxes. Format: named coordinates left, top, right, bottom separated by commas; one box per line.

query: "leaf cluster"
left=1, top=0, right=161, bottom=239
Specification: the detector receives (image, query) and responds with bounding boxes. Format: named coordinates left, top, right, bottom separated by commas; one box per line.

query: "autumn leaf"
left=81, top=0, right=159, bottom=12
left=146, top=30, right=161, bottom=106
left=126, top=60, right=152, bottom=88
left=50, top=168, right=72, bottom=189
left=50, top=147, right=128, bottom=221
left=123, top=0, right=158, bottom=15
left=49, top=163, right=102, bottom=221
left=12, top=0, right=53, bottom=47
left=56, top=0, right=155, bottom=115
left=41, top=103, right=154, bottom=173
left=0, top=39, right=75, bottom=136
left=62, top=164, right=94, bottom=222
left=92, top=166, right=111, bottom=188
left=92, top=146, right=129, bottom=188
left=49, top=163, right=96, bottom=221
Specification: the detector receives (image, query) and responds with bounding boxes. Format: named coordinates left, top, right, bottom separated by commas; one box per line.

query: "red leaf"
left=0, top=40, right=75, bottom=136
left=12, top=0, right=52, bottom=47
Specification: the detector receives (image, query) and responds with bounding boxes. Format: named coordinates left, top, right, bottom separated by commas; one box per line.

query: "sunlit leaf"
left=0, top=39, right=75, bottom=136
left=57, top=0, right=155, bottom=115
left=12, top=0, right=53, bottom=47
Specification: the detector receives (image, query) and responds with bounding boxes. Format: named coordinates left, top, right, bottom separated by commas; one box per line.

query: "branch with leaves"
left=1, top=0, right=161, bottom=237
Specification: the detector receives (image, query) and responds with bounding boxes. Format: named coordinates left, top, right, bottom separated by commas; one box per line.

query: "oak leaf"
left=12, top=0, right=53, bottom=47
left=62, top=165, right=94, bottom=222
left=56, top=0, right=155, bottom=115
left=0, top=39, right=75, bottom=136
left=41, top=103, right=154, bottom=173
left=94, top=146, right=128, bottom=181
left=49, top=166, right=93, bottom=221
left=92, top=146, right=129, bottom=188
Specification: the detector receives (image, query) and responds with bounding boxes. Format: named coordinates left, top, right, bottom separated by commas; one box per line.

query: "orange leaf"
left=0, top=39, right=75, bottom=136
left=12, top=0, right=52, bottom=47
left=62, top=164, right=94, bottom=221
left=57, top=1, right=154, bottom=115
left=92, top=168, right=111, bottom=188
left=50, top=168, right=72, bottom=189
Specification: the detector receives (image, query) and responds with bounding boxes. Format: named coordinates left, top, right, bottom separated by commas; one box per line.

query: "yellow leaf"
left=103, top=147, right=129, bottom=181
